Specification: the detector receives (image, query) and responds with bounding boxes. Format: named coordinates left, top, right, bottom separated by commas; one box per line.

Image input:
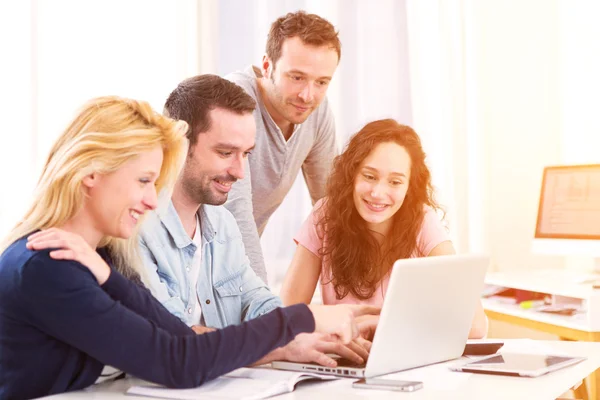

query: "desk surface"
left=42, top=340, right=600, bottom=400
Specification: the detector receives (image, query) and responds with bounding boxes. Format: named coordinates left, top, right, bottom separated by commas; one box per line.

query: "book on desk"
left=126, top=367, right=338, bottom=400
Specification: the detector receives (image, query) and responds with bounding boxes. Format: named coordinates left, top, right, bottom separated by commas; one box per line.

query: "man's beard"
left=184, top=174, right=237, bottom=206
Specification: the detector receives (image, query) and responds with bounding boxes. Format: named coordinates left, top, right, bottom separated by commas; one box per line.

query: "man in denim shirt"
left=139, top=75, right=369, bottom=367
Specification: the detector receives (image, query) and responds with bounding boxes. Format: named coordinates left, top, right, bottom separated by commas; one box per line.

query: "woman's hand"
left=307, top=304, right=380, bottom=344
left=26, top=228, right=111, bottom=285
left=356, top=314, right=380, bottom=341
left=191, top=325, right=216, bottom=335
left=280, top=332, right=371, bottom=367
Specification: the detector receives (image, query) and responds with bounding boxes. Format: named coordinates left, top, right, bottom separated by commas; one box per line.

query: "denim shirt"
left=138, top=201, right=282, bottom=328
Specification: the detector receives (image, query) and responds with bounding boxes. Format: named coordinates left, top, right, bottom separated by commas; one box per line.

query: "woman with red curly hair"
left=280, top=119, right=488, bottom=339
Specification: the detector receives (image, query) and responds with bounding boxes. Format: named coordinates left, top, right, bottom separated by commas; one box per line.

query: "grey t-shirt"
left=224, top=65, right=337, bottom=284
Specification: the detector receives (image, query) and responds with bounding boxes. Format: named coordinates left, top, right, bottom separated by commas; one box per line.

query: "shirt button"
left=187, top=308, right=192, bottom=314
left=239, top=286, right=243, bottom=292
left=205, top=299, right=211, bottom=305
left=186, top=266, right=190, bottom=272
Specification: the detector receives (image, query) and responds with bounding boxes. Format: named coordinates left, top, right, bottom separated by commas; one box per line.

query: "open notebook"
left=126, top=367, right=338, bottom=400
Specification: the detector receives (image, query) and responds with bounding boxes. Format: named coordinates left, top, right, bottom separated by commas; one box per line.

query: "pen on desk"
left=519, top=300, right=545, bottom=309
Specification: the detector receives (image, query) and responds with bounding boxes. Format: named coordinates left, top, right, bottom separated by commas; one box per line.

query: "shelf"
left=485, top=269, right=598, bottom=300
left=482, top=297, right=591, bottom=332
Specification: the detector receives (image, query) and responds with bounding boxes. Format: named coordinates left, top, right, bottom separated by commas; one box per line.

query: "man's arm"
left=301, top=99, right=337, bottom=205
left=224, top=158, right=269, bottom=284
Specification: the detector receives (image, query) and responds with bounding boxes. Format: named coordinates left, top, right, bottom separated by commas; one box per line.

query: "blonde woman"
left=0, top=97, right=376, bottom=400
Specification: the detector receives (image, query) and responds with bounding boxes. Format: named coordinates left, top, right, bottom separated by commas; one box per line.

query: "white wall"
left=559, top=0, right=600, bottom=165
left=468, top=0, right=600, bottom=273
left=558, top=0, right=600, bottom=272
left=471, top=0, right=564, bottom=272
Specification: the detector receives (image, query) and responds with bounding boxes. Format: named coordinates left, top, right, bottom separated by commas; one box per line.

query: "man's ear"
left=82, top=172, right=98, bottom=189
left=261, top=54, right=273, bottom=79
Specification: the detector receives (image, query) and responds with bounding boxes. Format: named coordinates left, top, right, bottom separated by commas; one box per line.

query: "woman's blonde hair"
left=0, top=96, right=188, bottom=279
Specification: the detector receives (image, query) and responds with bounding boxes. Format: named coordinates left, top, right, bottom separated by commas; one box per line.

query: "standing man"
left=225, top=11, right=341, bottom=283
left=139, top=74, right=371, bottom=367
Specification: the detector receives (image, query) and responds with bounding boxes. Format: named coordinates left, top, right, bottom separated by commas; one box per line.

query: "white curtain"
left=402, top=0, right=497, bottom=255
left=405, top=0, right=561, bottom=272
left=406, top=0, right=600, bottom=273
left=4, top=0, right=597, bottom=280
left=0, top=0, right=200, bottom=238
left=0, top=1, right=36, bottom=239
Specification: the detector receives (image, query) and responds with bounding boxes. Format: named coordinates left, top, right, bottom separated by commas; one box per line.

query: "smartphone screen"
left=353, top=378, right=423, bottom=392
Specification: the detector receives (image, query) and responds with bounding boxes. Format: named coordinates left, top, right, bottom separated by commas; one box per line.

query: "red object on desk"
left=514, top=289, right=546, bottom=303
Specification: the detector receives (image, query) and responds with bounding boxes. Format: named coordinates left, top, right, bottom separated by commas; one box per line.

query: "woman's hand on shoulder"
left=26, top=228, right=111, bottom=285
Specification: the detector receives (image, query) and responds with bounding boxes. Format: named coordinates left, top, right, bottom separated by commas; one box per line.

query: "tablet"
left=451, top=352, right=586, bottom=377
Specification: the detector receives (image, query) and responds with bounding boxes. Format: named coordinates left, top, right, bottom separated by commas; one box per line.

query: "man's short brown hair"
left=164, top=74, right=256, bottom=147
left=266, top=11, right=341, bottom=67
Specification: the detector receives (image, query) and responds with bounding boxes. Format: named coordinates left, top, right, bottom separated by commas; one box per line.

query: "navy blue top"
left=0, top=237, right=315, bottom=400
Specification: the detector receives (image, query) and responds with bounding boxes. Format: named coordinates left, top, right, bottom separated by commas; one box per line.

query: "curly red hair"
left=318, top=119, right=442, bottom=300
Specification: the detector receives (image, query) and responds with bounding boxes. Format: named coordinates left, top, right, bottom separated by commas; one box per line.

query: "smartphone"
left=352, top=378, right=423, bottom=392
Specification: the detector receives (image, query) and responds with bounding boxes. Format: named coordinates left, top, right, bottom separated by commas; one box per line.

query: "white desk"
left=42, top=340, right=600, bottom=400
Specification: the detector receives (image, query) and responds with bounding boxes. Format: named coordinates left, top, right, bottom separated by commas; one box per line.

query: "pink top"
left=294, top=198, right=451, bottom=307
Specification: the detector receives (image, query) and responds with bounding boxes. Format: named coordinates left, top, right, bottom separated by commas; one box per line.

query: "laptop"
left=272, top=254, right=490, bottom=378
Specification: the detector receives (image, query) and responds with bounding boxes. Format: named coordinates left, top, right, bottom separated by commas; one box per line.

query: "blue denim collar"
left=158, top=201, right=216, bottom=249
